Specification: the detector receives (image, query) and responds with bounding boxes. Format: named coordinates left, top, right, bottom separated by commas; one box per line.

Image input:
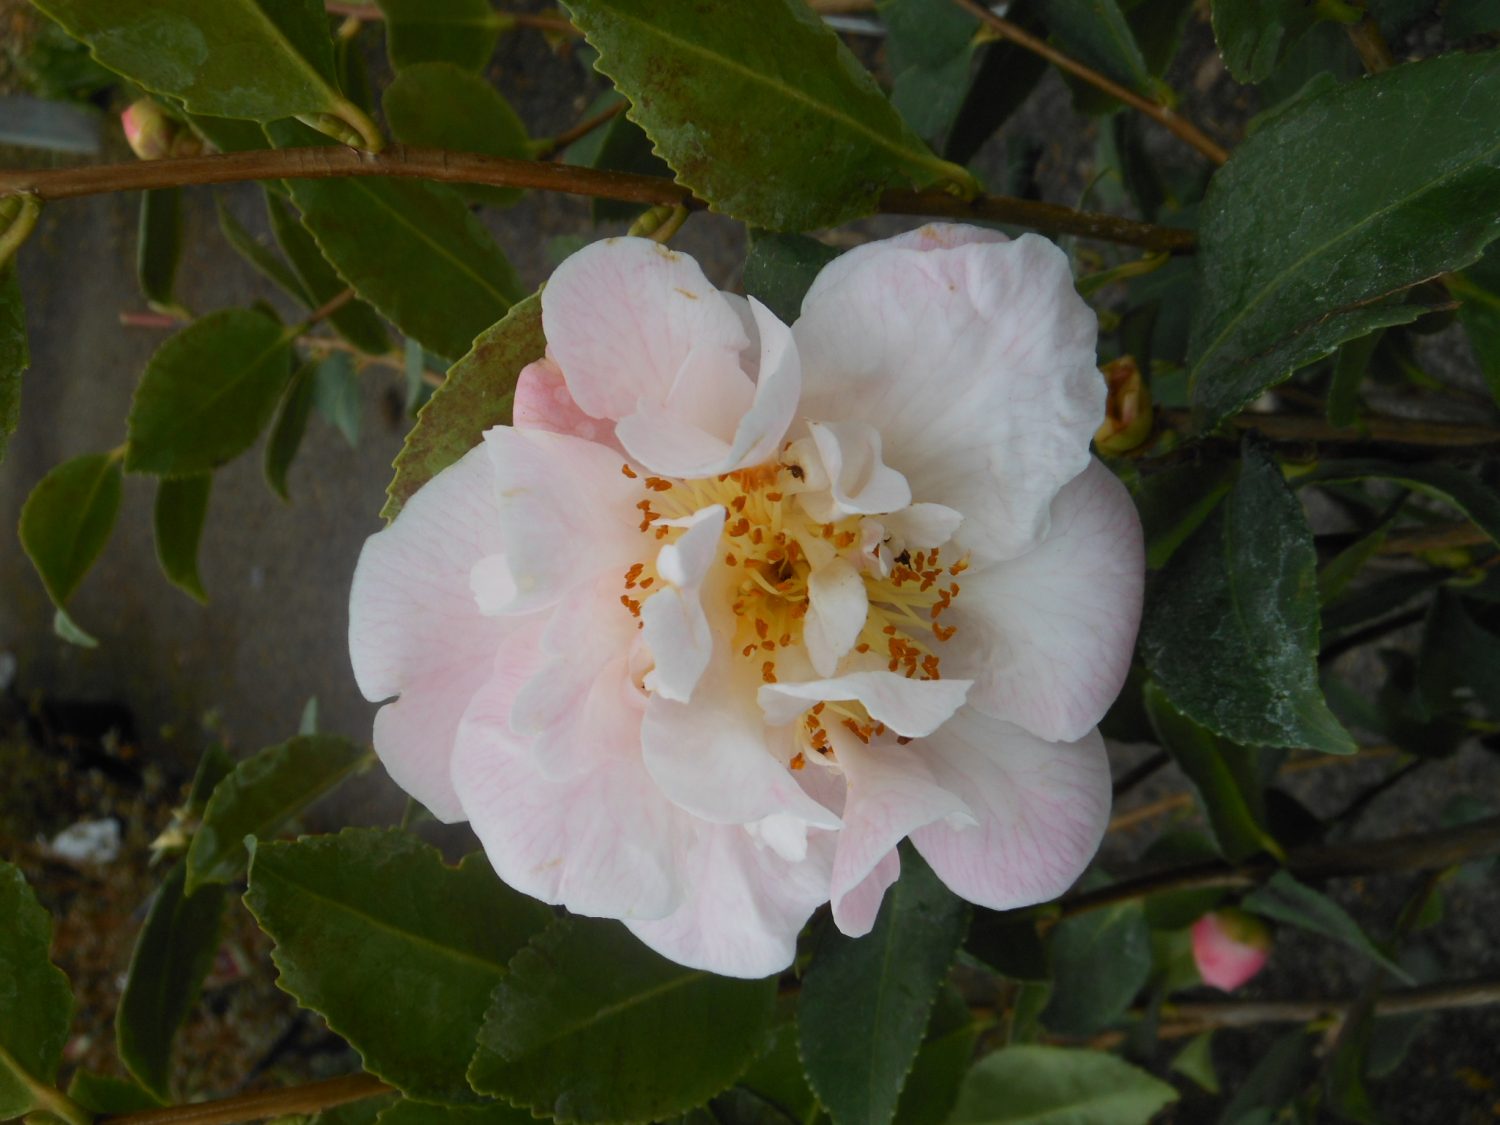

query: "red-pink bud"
left=1191, top=908, right=1272, bottom=991
left=122, top=100, right=173, bottom=160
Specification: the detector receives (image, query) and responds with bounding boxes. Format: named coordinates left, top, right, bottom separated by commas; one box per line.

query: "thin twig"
left=537, top=99, right=628, bottom=159
left=1346, top=17, right=1396, bottom=74
left=300, top=286, right=356, bottom=331
left=1378, top=521, right=1493, bottom=556
left=0, top=147, right=1197, bottom=252
left=100, top=1074, right=392, bottom=1125
left=949, top=0, right=1229, bottom=165
left=1158, top=407, right=1500, bottom=448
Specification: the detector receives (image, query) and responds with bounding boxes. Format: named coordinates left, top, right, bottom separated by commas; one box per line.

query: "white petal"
left=655, top=505, right=725, bottom=587
left=469, top=554, right=518, bottom=616
left=641, top=506, right=726, bottom=702
left=796, top=233, right=1102, bottom=562
left=759, top=671, right=972, bottom=738
left=804, top=557, right=868, bottom=676
left=809, top=419, right=912, bottom=516
left=832, top=848, right=900, bottom=937
left=882, top=503, right=963, bottom=551
left=950, top=458, right=1143, bottom=743
left=910, top=709, right=1111, bottom=910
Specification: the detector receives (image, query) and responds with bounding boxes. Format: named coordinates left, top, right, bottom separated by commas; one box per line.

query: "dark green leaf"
left=948, top=1045, right=1178, bottom=1124
left=1170, top=1032, right=1219, bottom=1094
left=1447, top=0, right=1500, bottom=38
left=1187, top=51, right=1500, bottom=428
left=743, top=232, right=841, bottom=326
left=1295, top=459, right=1500, bottom=548
left=1130, top=460, right=1233, bottom=569
left=378, top=1100, right=534, bottom=1125
left=1041, top=899, right=1151, bottom=1035
left=565, top=0, right=968, bottom=230
left=1141, top=441, right=1356, bottom=754
left=375, top=0, right=504, bottom=71
left=186, top=735, right=371, bottom=893
left=1217, top=1029, right=1311, bottom=1125
left=314, top=351, right=361, bottom=447
left=469, top=915, right=776, bottom=1122
left=1317, top=498, right=1403, bottom=605
left=383, top=63, right=530, bottom=208
left=137, top=188, right=185, bottom=315
left=30, top=0, right=376, bottom=145
left=1210, top=0, right=1328, bottom=83
left=153, top=472, right=211, bottom=603
left=581, top=105, right=676, bottom=224
left=738, top=1023, right=817, bottom=1124
left=264, top=359, right=318, bottom=501
left=798, top=849, right=969, bottom=1125
left=1417, top=591, right=1500, bottom=718
left=880, top=0, right=982, bottom=147
left=67, top=1071, right=163, bottom=1114
left=1241, top=871, right=1412, bottom=982
left=0, top=860, right=73, bottom=1120
left=216, top=195, right=313, bottom=304
left=1448, top=242, right=1500, bottom=406
left=942, top=32, right=1047, bottom=165
left=0, top=266, right=25, bottom=463
left=383, top=291, right=542, bottom=519
left=1036, top=0, right=1159, bottom=104
left=117, top=863, right=227, bottom=1100
left=126, top=308, right=294, bottom=476
left=272, top=122, right=521, bottom=360
left=965, top=911, right=1050, bottom=981
left=893, top=984, right=975, bottom=1125
left=1144, top=682, right=1284, bottom=863
left=314, top=1094, right=400, bottom=1125
left=1326, top=327, right=1383, bottom=428
left=266, top=193, right=390, bottom=356
left=246, top=829, right=552, bottom=1102
left=187, top=744, right=237, bottom=814
left=19, top=451, right=123, bottom=607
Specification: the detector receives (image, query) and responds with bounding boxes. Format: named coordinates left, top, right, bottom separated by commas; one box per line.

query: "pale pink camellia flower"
left=1192, top=908, right=1273, bottom=991
left=349, top=224, right=1145, bottom=978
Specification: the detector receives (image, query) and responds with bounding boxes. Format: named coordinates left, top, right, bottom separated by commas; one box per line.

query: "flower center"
left=618, top=459, right=966, bottom=757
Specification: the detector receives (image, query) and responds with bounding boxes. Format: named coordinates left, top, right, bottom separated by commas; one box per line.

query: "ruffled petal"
left=881, top=502, right=963, bottom=551
left=349, top=444, right=513, bottom=822
left=795, top=233, right=1102, bottom=563
left=809, top=420, right=912, bottom=517
left=641, top=506, right=727, bottom=701
left=949, top=458, right=1143, bottom=743
left=513, top=356, right=616, bottom=445
left=543, top=237, right=750, bottom=422
left=482, top=427, right=641, bottom=614
left=759, top=671, right=972, bottom=738
left=804, top=557, right=868, bottom=676
left=832, top=847, right=900, bottom=936
left=626, top=822, right=834, bottom=978
left=910, top=710, right=1111, bottom=911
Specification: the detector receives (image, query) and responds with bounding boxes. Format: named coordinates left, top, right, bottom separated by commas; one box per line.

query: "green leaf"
left=19, top=451, right=123, bottom=607
left=798, top=849, right=969, bottom=1125
left=216, top=194, right=313, bottom=304
left=375, top=0, right=504, bottom=71
left=271, top=121, right=522, bottom=361
left=378, top=1099, right=535, bottom=1125
left=383, top=63, right=531, bottom=208
left=314, top=351, right=361, bottom=447
left=125, top=308, right=294, bottom=476
left=1130, top=460, right=1234, bottom=570
left=947, top=1045, right=1178, bottom=1124
left=565, top=0, right=968, bottom=230
left=1217, top=1028, right=1311, bottom=1124
left=893, top=984, right=974, bottom=1125
left=1143, top=682, right=1284, bottom=863
left=1447, top=0, right=1500, bottom=38
left=0, top=265, right=26, bottom=463
left=1210, top=0, right=1329, bottom=84
left=30, top=0, right=377, bottom=147
left=1241, top=871, right=1412, bottom=982
left=1450, top=244, right=1500, bottom=406
left=942, top=29, right=1047, bottom=165
left=0, top=861, right=74, bottom=1120
left=1186, top=51, right=1500, bottom=429
left=1041, top=899, right=1152, bottom=1035
left=469, top=915, right=776, bottom=1122
left=1417, top=592, right=1500, bottom=719
left=383, top=292, right=542, bottom=519
left=1169, top=1032, right=1220, bottom=1094
left=266, top=193, right=391, bottom=356
left=575, top=101, right=676, bottom=224
left=1317, top=498, right=1402, bottom=604
left=1295, top=459, right=1500, bottom=548
left=1141, top=441, right=1356, bottom=755
left=117, top=863, right=228, bottom=1100
left=738, top=1023, right=817, bottom=1123
left=879, top=0, right=982, bottom=147
left=153, top=472, right=211, bottom=603
left=246, top=829, right=552, bottom=1102
left=1325, top=328, right=1383, bottom=428
left=264, top=359, right=318, bottom=501
left=186, top=735, right=371, bottom=893
left=1036, top=0, right=1158, bottom=105
left=137, top=188, right=185, bottom=316
left=52, top=606, right=99, bottom=648
left=742, top=232, right=841, bottom=326
left=66, top=1071, right=163, bottom=1114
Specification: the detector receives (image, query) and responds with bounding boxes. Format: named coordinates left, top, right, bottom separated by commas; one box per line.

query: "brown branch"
left=301, top=286, right=356, bottom=330
left=1158, top=407, right=1500, bottom=448
left=100, top=1074, right=392, bottom=1125
left=0, top=147, right=1197, bottom=252
left=949, top=0, right=1229, bottom=166
left=1378, top=521, right=1493, bottom=556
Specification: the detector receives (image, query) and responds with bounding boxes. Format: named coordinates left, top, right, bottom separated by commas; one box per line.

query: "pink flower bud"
left=1192, top=908, right=1272, bottom=991
left=1093, top=355, right=1153, bottom=455
left=121, top=99, right=174, bottom=160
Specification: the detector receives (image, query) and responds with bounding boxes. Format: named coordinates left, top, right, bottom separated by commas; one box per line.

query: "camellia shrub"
left=3, top=1, right=1500, bottom=1123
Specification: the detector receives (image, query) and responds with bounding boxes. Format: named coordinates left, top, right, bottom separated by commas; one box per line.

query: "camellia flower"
left=349, top=224, right=1144, bottom=977
left=1192, top=908, right=1273, bottom=991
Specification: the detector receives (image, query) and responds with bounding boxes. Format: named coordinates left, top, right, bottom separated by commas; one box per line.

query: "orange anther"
left=762, top=662, right=778, bottom=684
left=639, top=577, right=654, bottom=588
left=855, top=643, right=871, bottom=654
left=621, top=463, right=638, bottom=479
left=933, top=623, right=957, bottom=641
left=729, top=517, right=750, bottom=537
left=755, top=619, right=769, bottom=639
left=765, top=491, right=783, bottom=502
left=645, top=476, right=673, bottom=491
left=731, top=495, right=747, bottom=512
left=790, top=752, right=806, bottom=771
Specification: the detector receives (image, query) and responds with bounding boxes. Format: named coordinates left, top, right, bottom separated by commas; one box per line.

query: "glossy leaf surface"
left=19, top=451, right=123, bottom=606
left=948, top=1045, right=1178, bottom=1124
left=152, top=472, right=212, bottom=603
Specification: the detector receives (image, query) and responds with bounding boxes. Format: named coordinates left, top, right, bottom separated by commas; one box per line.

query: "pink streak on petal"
left=832, top=847, right=900, bottom=937
left=513, top=355, right=617, bottom=448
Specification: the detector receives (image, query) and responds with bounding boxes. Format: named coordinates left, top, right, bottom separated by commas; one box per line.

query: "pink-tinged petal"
left=813, top=224, right=1009, bottom=279
left=513, top=356, right=615, bottom=445
left=469, top=554, right=518, bottom=616
left=833, top=847, right=900, bottom=937
left=882, top=503, right=963, bottom=551
left=641, top=506, right=727, bottom=702
left=910, top=710, right=1111, bottom=910
left=950, top=458, right=1143, bottom=743
left=543, top=237, right=749, bottom=422
left=805, top=558, right=868, bottom=676
left=626, top=822, right=834, bottom=978
left=350, top=444, right=514, bottom=822
left=759, top=671, right=972, bottom=738
left=453, top=628, right=685, bottom=920
left=830, top=736, right=975, bottom=936
left=642, top=658, right=841, bottom=829
left=809, top=420, right=912, bottom=516
left=795, top=233, right=1102, bottom=563
left=482, top=426, right=641, bottom=613
left=1192, top=909, right=1272, bottom=991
